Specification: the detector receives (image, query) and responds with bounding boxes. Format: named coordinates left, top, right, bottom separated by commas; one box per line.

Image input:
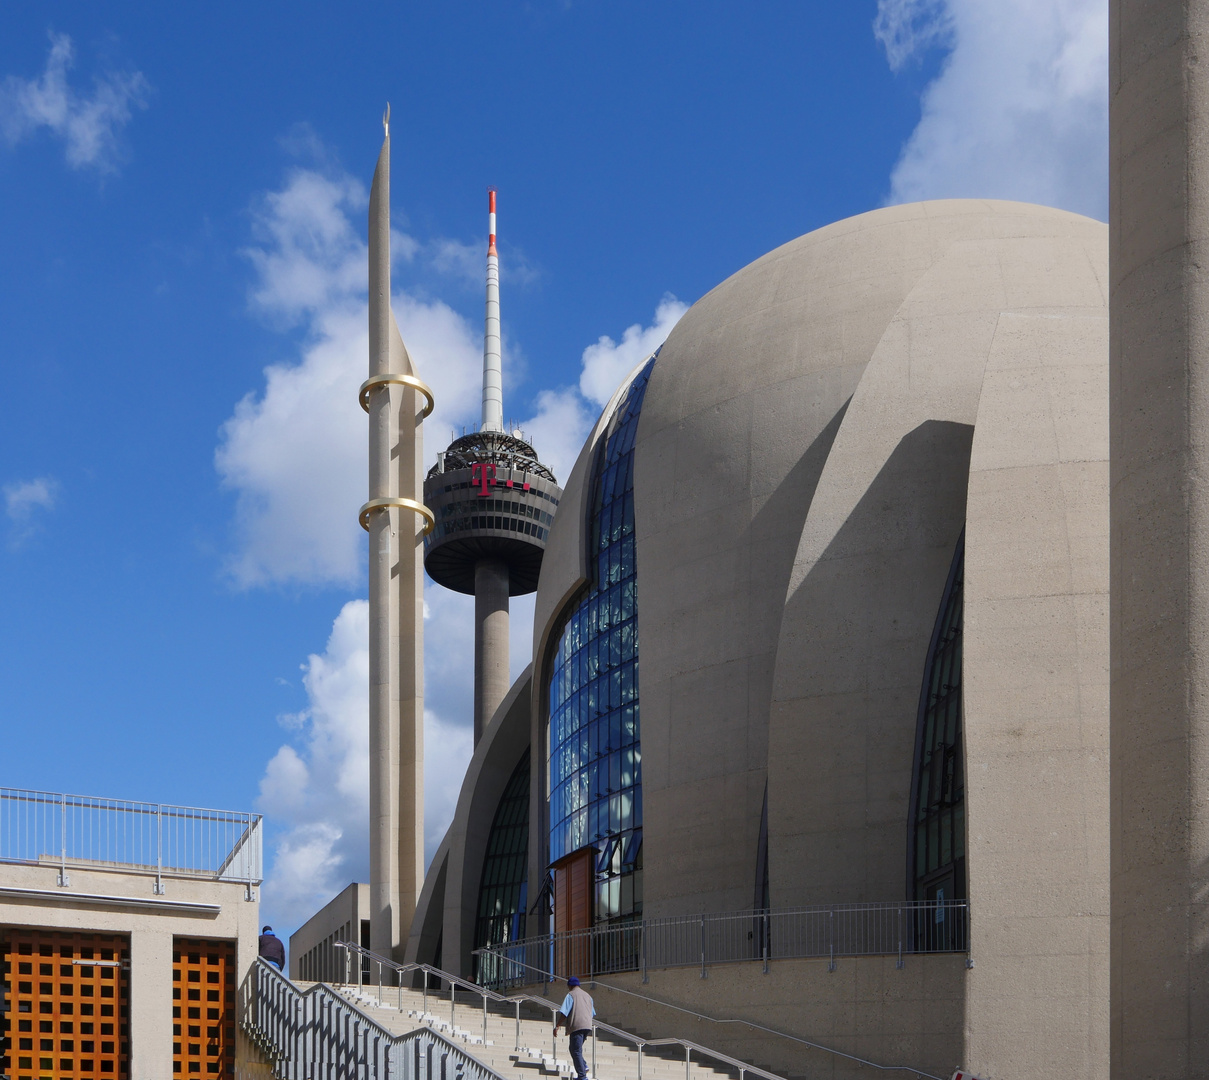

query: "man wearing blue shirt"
left=554, top=976, right=595, bottom=1080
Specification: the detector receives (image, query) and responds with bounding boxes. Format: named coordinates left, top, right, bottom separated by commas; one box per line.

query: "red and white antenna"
left=482, top=189, right=503, bottom=432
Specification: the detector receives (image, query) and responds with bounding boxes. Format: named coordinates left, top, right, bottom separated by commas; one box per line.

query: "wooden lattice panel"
left=1, top=928, right=130, bottom=1080
left=171, top=939, right=235, bottom=1078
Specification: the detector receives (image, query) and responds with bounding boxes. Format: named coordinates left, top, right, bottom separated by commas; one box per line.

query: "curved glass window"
left=909, top=530, right=966, bottom=907
left=472, top=751, right=529, bottom=982
left=547, top=355, right=656, bottom=923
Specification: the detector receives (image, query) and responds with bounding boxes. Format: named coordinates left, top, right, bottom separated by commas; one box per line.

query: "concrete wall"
left=289, top=881, right=367, bottom=981
left=632, top=200, right=1107, bottom=919
left=769, top=210, right=1107, bottom=913
left=565, top=957, right=964, bottom=1080
left=432, top=669, right=532, bottom=978
left=1110, top=2, right=1209, bottom=1076
left=963, top=306, right=1109, bottom=1078
left=1, top=861, right=259, bottom=1080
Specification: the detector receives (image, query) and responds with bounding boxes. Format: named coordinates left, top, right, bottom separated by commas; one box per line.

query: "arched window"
left=908, top=530, right=966, bottom=909
left=547, top=354, right=656, bottom=927
left=472, top=751, right=529, bottom=983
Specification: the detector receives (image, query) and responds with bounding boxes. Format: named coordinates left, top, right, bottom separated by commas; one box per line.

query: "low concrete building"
left=0, top=788, right=262, bottom=1080
left=288, top=883, right=369, bottom=984
left=406, top=198, right=1110, bottom=1080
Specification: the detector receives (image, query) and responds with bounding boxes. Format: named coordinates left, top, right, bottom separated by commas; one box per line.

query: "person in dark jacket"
left=555, top=977, right=595, bottom=1080
left=258, top=926, right=286, bottom=970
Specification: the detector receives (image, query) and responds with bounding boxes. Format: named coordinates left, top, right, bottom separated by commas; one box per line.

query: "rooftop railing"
left=475, top=899, right=970, bottom=990
left=0, top=787, right=263, bottom=893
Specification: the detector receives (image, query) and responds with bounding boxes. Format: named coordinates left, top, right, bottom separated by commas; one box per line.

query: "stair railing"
left=240, top=956, right=510, bottom=1080
left=468, top=949, right=947, bottom=1080
left=331, top=939, right=791, bottom=1080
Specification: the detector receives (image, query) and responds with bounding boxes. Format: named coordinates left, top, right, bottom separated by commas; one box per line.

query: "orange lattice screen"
left=1, top=928, right=130, bottom=1080
left=171, top=938, right=235, bottom=1078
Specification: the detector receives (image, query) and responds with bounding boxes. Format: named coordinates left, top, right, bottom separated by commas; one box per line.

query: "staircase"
left=302, top=979, right=739, bottom=1080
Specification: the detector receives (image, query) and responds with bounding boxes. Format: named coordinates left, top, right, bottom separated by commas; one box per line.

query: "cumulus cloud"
left=876, top=0, right=1108, bottom=221
left=579, top=295, right=687, bottom=409
left=257, top=599, right=478, bottom=930
left=215, top=167, right=483, bottom=589
left=218, top=164, right=684, bottom=589
left=0, top=32, right=150, bottom=173
left=231, top=152, right=686, bottom=929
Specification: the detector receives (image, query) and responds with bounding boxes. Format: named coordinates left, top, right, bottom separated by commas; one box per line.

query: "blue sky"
left=0, top=1, right=1106, bottom=936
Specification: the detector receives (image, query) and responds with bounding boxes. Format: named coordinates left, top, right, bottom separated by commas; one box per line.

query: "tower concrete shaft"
left=474, top=558, right=510, bottom=745
left=365, top=114, right=428, bottom=962
left=1111, top=3, right=1209, bottom=1074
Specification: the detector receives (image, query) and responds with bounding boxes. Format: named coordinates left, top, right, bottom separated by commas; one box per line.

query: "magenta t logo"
left=472, top=461, right=497, bottom=497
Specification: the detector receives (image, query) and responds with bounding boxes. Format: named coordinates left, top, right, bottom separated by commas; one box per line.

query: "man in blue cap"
left=258, top=926, right=285, bottom=971
left=554, top=976, right=595, bottom=1080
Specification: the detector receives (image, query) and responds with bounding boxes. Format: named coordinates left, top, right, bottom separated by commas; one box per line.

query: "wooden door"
left=1, top=928, right=130, bottom=1080
left=172, top=939, right=235, bottom=1078
left=552, top=848, right=593, bottom=978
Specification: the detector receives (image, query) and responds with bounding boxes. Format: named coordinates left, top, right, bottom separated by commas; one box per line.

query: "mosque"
left=288, top=4, right=1209, bottom=1077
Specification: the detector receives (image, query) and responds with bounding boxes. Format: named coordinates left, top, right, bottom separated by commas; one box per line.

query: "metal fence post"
left=896, top=906, right=904, bottom=969
left=58, top=792, right=69, bottom=887
left=155, top=804, right=164, bottom=895
left=828, top=909, right=836, bottom=973
left=762, top=909, right=769, bottom=975
left=640, top=920, right=648, bottom=984
left=699, top=916, right=706, bottom=979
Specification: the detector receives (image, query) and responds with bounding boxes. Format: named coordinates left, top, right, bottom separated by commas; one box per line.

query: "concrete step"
left=290, top=981, right=738, bottom=1080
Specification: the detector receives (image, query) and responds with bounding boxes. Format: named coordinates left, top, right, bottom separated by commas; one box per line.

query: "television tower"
left=423, top=191, right=563, bottom=744
left=360, top=107, right=434, bottom=960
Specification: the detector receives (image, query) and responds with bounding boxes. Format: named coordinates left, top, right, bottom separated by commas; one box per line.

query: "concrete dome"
left=529, top=198, right=1107, bottom=1075
left=414, top=199, right=1108, bottom=1079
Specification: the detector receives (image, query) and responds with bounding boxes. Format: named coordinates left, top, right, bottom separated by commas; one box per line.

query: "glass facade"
left=547, top=355, right=656, bottom=924
left=910, top=531, right=966, bottom=906
left=472, top=752, right=529, bottom=982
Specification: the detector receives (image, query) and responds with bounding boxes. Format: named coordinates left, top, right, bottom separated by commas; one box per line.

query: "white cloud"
left=876, top=0, right=1108, bottom=221
left=218, top=164, right=683, bottom=589
left=215, top=167, right=483, bottom=589
left=579, top=295, right=687, bottom=409
left=4, top=476, right=58, bottom=521
left=232, top=154, right=686, bottom=933
left=874, top=0, right=954, bottom=72
left=0, top=32, right=149, bottom=173
left=256, top=599, right=478, bottom=932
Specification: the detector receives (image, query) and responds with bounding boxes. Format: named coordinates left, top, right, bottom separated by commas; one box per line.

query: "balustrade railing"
left=0, top=787, right=262, bottom=891
left=475, top=900, right=970, bottom=989
left=241, top=958, right=508, bottom=1080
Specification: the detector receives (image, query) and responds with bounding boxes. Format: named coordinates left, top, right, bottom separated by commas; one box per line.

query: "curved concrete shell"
left=416, top=199, right=1109, bottom=1080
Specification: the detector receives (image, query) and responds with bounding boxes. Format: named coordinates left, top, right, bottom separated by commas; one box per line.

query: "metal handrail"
left=0, top=786, right=263, bottom=889
left=476, top=900, right=970, bottom=986
left=333, top=939, right=792, bottom=1080
left=467, top=947, right=945, bottom=1080
left=242, top=957, right=507, bottom=1080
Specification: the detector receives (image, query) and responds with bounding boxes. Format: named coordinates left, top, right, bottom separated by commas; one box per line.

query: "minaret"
left=360, top=106, right=434, bottom=960
left=423, top=191, right=563, bottom=744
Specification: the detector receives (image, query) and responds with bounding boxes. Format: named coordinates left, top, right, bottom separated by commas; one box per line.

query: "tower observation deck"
left=423, top=191, right=563, bottom=743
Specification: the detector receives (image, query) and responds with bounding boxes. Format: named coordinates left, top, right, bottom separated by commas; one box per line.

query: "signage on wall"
left=471, top=460, right=532, bottom=497
left=472, top=461, right=497, bottom=495
left=951, top=1071, right=990, bottom=1080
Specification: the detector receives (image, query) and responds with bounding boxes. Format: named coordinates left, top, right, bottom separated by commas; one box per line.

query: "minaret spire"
left=361, top=112, right=433, bottom=961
